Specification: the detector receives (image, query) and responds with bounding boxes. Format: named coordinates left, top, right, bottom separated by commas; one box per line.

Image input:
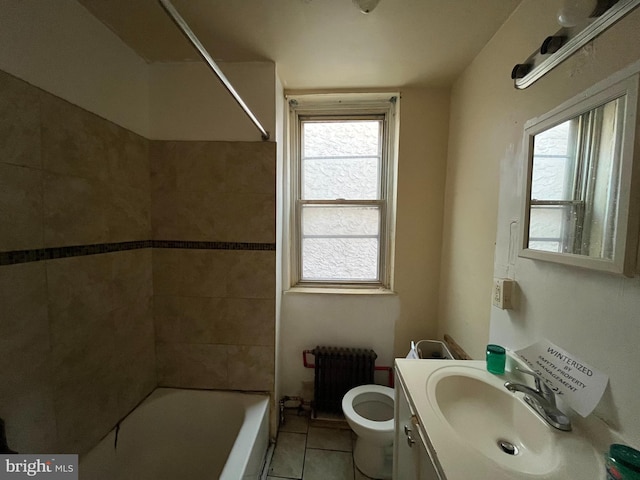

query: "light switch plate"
left=492, top=278, right=514, bottom=309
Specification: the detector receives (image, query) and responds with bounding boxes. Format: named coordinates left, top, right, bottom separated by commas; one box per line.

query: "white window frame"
left=285, top=93, right=399, bottom=292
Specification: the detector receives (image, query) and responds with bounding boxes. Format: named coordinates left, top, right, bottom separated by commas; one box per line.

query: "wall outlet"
left=492, top=278, right=514, bottom=309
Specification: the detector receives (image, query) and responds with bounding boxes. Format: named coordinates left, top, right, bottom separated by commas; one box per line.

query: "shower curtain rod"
left=158, top=0, right=270, bottom=141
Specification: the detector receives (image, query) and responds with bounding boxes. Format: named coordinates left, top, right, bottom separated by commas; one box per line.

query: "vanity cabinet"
left=394, top=371, right=442, bottom=480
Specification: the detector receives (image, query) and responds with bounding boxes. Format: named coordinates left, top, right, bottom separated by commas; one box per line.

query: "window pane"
left=531, top=120, right=576, bottom=201
left=302, top=120, right=381, bottom=200
left=302, top=205, right=379, bottom=236
left=528, top=205, right=569, bottom=252
left=301, top=205, right=380, bottom=281
left=302, top=238, right=379, bottom=281
left=303, top=121, right=380, bottom=157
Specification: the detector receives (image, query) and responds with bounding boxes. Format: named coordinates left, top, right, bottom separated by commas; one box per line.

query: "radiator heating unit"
left=311, top=346, right=377, bottom=417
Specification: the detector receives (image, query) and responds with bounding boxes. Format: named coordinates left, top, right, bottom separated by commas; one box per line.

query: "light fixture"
left=353, top=0, right=380, bottom=14
left=556, top=0, right=618, bottom=27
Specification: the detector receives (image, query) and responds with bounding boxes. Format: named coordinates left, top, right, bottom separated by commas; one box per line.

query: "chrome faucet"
left=504, top=368, right=572, bottom=432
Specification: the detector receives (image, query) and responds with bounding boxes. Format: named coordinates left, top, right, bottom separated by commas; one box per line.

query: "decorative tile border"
left=0, top=240, right=276, bottom=266
left=153, top=240, right=276, bottom=251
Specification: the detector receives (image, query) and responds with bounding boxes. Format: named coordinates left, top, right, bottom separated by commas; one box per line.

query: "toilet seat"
left=342, top=385, right=394, bottom=433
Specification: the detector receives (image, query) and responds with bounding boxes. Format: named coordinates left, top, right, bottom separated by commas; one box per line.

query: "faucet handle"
left=515, top=367, right=555, bottom=403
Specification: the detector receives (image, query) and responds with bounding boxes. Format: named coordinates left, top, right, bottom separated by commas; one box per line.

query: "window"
left=287, top=94, right=399, bottom=290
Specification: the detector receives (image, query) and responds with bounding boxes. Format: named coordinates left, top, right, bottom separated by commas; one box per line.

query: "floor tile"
left=268, top=432, right=306, bottom=479
left=306, top=426, right=352, bottom=452
left=280, top=411, right=310, bottom=434
left=302, top=449, right=354, bottom=480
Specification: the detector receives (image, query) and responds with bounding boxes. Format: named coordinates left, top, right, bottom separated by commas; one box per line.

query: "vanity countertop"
left=395, top=358, right=615, bottom=480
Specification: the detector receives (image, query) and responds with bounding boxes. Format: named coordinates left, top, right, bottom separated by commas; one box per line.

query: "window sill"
left=284, top=286, right=397, bottom=295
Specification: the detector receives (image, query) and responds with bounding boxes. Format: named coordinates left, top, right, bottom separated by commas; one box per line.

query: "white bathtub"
left=79, top=388, right=270, bottom=480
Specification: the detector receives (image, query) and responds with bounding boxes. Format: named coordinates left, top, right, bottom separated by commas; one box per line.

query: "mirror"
left=520, top=70, right=640, bottom=276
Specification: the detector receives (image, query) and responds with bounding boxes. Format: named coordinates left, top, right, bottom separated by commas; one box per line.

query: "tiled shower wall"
left=150, top=141, right=276, bottom=391
left=0, top=69, right=155, bottom=454
left=0, top=69, right=277, bottom=454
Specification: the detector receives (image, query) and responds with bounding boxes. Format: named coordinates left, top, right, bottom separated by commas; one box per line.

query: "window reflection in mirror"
left=520, top=70, right=640, bottom=276
left=528, top=97, right=624, bottom=258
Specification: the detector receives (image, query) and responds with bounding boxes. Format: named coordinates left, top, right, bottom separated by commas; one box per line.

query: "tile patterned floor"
left=266, top=411, right=374, bottom=480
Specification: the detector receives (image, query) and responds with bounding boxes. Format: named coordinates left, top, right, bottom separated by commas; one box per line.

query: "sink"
left=397, top=359, right=607, bottom=480
left=426, top=366, right=559, bottom=475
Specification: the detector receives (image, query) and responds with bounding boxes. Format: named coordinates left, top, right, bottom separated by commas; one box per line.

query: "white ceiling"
left=78, top=0, right=522, bottom=90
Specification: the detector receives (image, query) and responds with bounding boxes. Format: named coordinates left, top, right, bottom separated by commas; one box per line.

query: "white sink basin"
left=392, top=361, right=609, bottom=479
left=427, top=366, right=559, bottom=475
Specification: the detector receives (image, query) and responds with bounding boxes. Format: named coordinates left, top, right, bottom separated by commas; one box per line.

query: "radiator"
left=311, top=346, right=377, bottom=416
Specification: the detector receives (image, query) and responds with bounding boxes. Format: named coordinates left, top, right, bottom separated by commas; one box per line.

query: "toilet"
left=342, top=384, right=395, bottom=479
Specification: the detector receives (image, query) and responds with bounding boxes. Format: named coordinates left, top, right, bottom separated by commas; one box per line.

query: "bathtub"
left=79, top=388, right=270, bottom=480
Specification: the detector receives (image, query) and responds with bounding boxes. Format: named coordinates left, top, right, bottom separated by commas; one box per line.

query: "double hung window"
left=288, top=95, right=399, bottom=289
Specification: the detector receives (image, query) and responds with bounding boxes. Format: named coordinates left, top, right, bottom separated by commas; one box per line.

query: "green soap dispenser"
left=606, top=444, right=640, bottom=480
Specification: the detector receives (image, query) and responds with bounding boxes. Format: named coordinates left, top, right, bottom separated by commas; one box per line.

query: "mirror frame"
left=520, top=67, right=640, bottom=276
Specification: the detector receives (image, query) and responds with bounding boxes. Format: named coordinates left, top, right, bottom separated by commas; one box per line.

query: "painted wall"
left=439, top=0, right=640, bottom=445
left=0, top=0, right=149, bottom=137
left=278, top=88, right=450, bottom=399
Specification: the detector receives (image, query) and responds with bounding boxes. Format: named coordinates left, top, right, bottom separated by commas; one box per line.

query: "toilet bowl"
left=342, top=384, right=395, bottom=479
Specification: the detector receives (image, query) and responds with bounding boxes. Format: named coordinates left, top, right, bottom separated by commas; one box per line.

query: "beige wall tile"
left=0, top=263, right=50, bottom=376
left=53, top=363, right=120, bottom=454
left=111, top=249, right=153, bottom=308
left=117, top=339, right=156, bottom=415
left=214, top=298, right=275, bottom=346
left=107, top=181, right=151, bottom=242
left=45, top=252, right=157, bottom=454
left=152, top=248, right=184, bottom=295
left=0, top=163, right=43, bottom=251
left=153, top=296, right=181, bottom=343
left=228, top=345, right=274, bottom=391
left=47, top=253, right=155, bottom=454
left=113, top=297, right=155, bottom=350
left=108, top=128, right=149, bottom=189
left=46, top=255, right=114, bottom=346
left=43, top=173, right=109, bottom=247
left=155, top=342, right=182, bottom=386
left=112, top=299, right=156, bottom=415
left=227, top=251, right=276, bottom=298
left=179, top=343, right=228, bottom=389
left=151, top=141, right=226, bottom=191
left=150, top=140, right=276, bottom=243
left=172, top=142, right=226, bottom=193
left=154, top=295, right=221, bottom=344
left=0, top=72, right=278, bottom=455
left=152, top=249, right=229, bottom=297
left=177, top=249, right=228, bottom=297
left=156, top=342, right=228, bottom=389
left=219, top=192, right=276, bottom=243
left=151, top=187, right=228, bottom=241
left=2, top=389, right=58, bottom=454
left=49, top=292, right=120, bottom=453
left=0, top=262, right=57, bottom=453
left=0, top=70, right=41, bottom=169
left=224, top=141, right=276, bottom=195
left=40, top=93, right=109, bottom=181
left=107, top=129, right=151, bottom=242
left=149, top=142, right=177, bottom=192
